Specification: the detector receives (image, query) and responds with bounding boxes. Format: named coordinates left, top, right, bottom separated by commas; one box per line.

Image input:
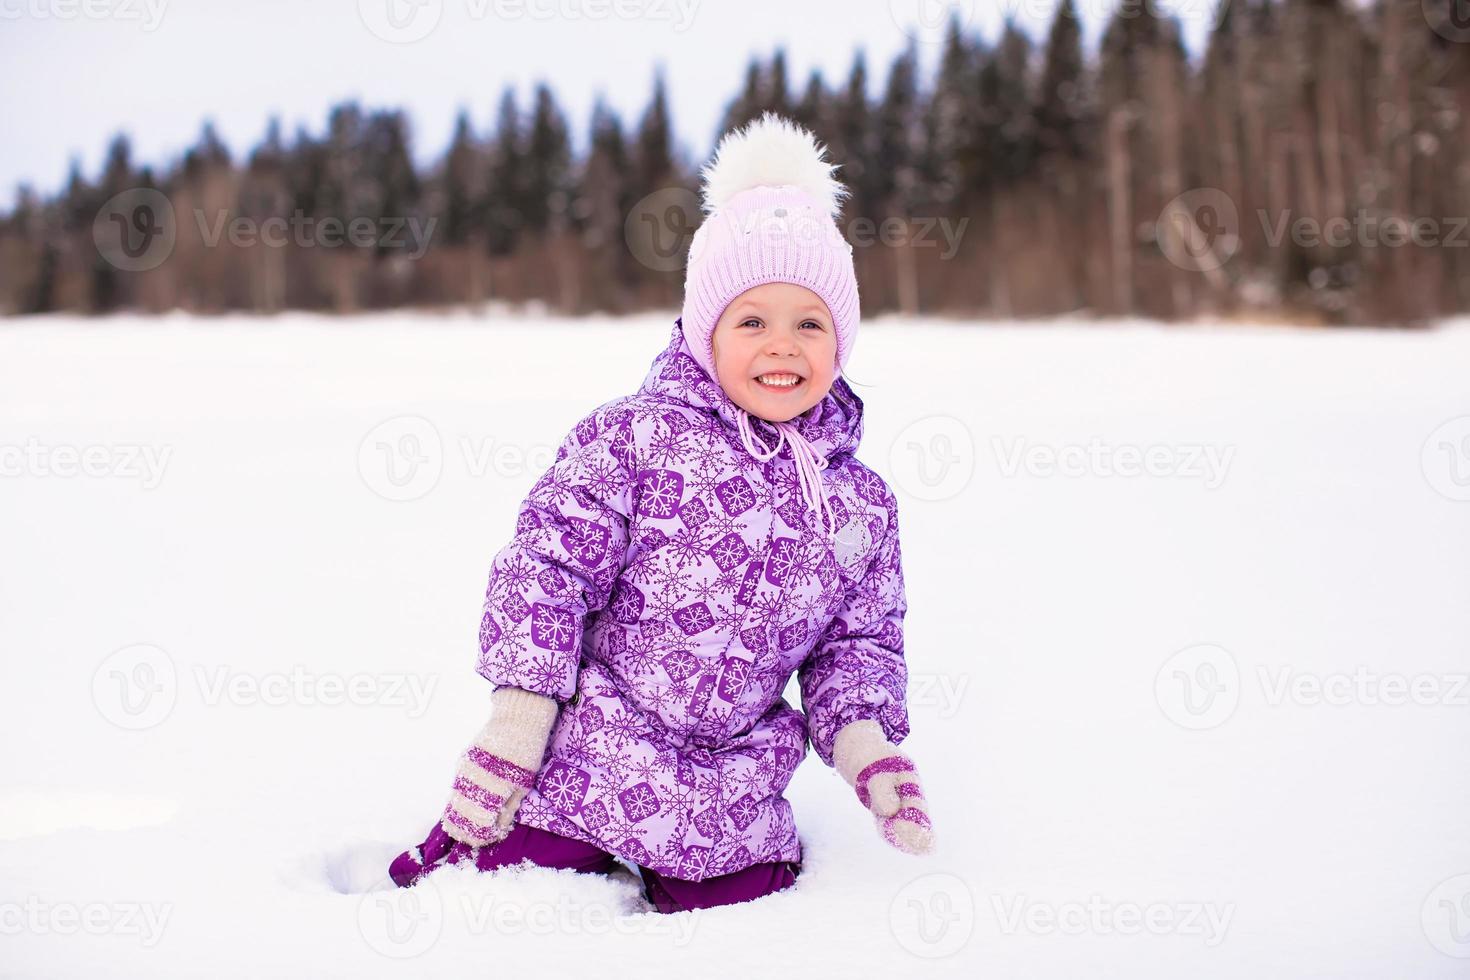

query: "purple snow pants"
left=390, top=821, right=801, bottom=913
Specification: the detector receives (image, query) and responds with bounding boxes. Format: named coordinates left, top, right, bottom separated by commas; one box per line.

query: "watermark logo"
left=1259, top=209, right=1470, bottom=251
left=992, top=436, right=1234, bottom=489
left=458, top=891, right=700, bottom=942
left=0, top=0, right=169, bottom=31
left=1156, top=646, right=1467, bottom=728
left=0, top=438, right=172, bottom=488
left=888, top=0, right=976, bottom=45
left=93, top=188, right=176, bottom=272
left=192, top=210, right=436, bottom=258
left=1422, top=416, right=1470, bottom=502
left=626, top=187, right=700, bottom=272
left=666, top=187, right=967, bottom=273
left=360, top=0, right=698, bottom=43
left=1157, top=187, right=1240, bottom=274
left=92, top=644, right=178, bottom=731
left=889, top=873, right=975, bottom=959
left=1422, top=873, right=1470, bottom=958
left=1424, top=0, right=1470, bottom=44
left=909, top=672, right=971, bottom=720
left=848, top=216, right=968, bottom=260
left=91, top=645, right=439, bottom=727
left=359, top=416, right=444, bottom=502
left=358, top=878, right=444, bottom=958
left=193, top=665, right=438, bottom=718
left=991, top=894, right=1234, bottom=946
left=358, top=877, right=700, bottom=953
left=357, top=415, right=560, bottom=502
left=889, top=415, right=975, bottom=503
left=473, top=0, right=699, bottom=30
left=1155, top=643, right=1240, bottom=731
left=1258, top=666, right=1469, bottom=708
left=0, top=897, right=173, bottom=947
left=358, top=0, right=443, bottom=43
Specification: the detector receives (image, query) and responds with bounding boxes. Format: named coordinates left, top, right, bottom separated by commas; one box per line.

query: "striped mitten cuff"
left=833, top=719, right=935, bottom=856
left=441, top=685, right=560, bottom=847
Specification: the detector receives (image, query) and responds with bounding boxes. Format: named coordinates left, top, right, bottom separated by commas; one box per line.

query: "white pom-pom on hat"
left=681, top=110, right=861, bottom=397
left=698, top=110, right=849, bottom=221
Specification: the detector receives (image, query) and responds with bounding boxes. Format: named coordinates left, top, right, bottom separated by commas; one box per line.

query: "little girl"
left=390, top=112, right=935, bottom=913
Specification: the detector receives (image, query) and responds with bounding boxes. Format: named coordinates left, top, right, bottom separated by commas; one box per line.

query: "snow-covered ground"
left=2, top=310, right=1469, bottom=978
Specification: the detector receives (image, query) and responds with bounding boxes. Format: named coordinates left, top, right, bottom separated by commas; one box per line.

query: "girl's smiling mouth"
left=755, top=372, right=806, bottom=391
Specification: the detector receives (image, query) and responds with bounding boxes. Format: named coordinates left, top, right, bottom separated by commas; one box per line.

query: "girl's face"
left=710, top=282, right=838, bottom=424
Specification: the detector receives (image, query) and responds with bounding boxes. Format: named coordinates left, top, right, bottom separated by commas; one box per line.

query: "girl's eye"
left=738, top=318, right=823, bottom=330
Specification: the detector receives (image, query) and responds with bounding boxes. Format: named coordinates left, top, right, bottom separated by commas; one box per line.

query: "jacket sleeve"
left=475, top=404, right=640, bottom=704
left=798, top=486, right=911, bottom=767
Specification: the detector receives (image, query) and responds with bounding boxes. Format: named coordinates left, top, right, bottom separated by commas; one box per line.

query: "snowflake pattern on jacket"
left=476, top=318, right=910, bottom=881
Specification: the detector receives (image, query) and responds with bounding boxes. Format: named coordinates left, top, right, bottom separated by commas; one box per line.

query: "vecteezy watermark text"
left=193, top=210, right=436, bottom=259
left=1156, top=643, right=1470, bottom=730
left=992, top=436, right=1235, bottom=489
left=92, top=644, right=441, bottom=730
left=193, top=665, right=439, bottom=717
left=0, top=439, right=171, bottom=489
left=357, top=880, right=699, bottom=959
left=1259, top=209, right=1470, bottom=250
left=0, top=0, right=168, bottom=30
left=0, top=897, right=172, bottom=947
left=991, top=894, right=1234, bottom=946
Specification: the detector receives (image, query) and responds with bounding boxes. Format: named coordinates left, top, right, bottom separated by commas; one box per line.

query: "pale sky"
left=0, top=0, right=1217, bottom=210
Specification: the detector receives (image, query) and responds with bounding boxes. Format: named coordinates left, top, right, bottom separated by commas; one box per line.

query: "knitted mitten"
left=833, top=719, right=935, bottom=855
left=440, top=685, right=560, bottom=847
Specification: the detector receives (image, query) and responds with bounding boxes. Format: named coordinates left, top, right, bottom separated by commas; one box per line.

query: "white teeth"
left=757, top=374, right=801, bottom=387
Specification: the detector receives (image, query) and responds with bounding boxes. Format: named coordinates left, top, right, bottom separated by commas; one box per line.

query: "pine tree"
left=90, top=133, right=138, bottom=311
left=873, top=40, right=921, bottom=215
left=630, top=69, right=684, bottom=305
left=181, top=120, right=231, bottom=180
left=792, top=69, right=829, bottom=135
left=438, top=110, right=484, bottom=248
left=60, top=157, right=93, bottom=234
left=716, top=57, right=764, bottom=140
left=766, top=48, right=791, bottom=117
left=981, top=19, right=1036, bottom=186
left=522, top=83, right=572, bottom=235
left=316, top=102, right=367, bottom=226
left=573, top=97, right=634, bottom=309
left=1035, top=0, right=1087, bottom=164
left=362, top=109, right=420, bottom=255
left=922, top=13, right=980, bottom=206
left=829, top=50, right=874, bottom=221
left=484, top=88, right=524, bottom=256
left=573, top=96, right=630, bottom=246
left=7, top=184, right=54, bottom=314
left=241, top=117, right=291, bottom=312
left=633, top=69, right=678, bottom=193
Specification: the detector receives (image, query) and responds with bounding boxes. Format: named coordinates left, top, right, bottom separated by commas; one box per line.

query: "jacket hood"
left=637, top=318, right=866, bottom=466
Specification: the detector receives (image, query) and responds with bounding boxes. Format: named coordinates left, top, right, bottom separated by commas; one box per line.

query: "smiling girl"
left=390, top=112, right=934, bottom=913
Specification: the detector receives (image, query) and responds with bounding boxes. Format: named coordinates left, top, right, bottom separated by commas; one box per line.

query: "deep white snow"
left=2, top=310, right=1469, bottom=978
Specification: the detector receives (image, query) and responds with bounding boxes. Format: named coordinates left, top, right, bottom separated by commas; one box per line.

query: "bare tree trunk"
left=1107, top=106, right=1134, bottom=314
left=1316, top=28, right=1345, bottom=222
left=1236, top=17, right=1267, bottom=266
left=1154, top=46, right=1189, bottom=317
left=894, top=215, right=919, bottom=316
left=988, top=192, right=1011, bottom=317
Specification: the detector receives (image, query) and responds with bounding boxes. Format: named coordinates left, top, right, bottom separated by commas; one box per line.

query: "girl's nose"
left=767, top=330, right=800, bottom=356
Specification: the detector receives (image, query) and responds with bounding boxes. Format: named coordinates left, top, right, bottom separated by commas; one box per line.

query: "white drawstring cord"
left=737, top=409, right=838, bottom=540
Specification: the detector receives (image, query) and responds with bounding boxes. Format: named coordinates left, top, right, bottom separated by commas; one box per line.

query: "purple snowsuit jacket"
left=475, top=319, right=910, bottom=881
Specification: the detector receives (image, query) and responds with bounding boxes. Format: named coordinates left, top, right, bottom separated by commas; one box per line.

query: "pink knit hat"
left=681, top=112, right=860, bottom=384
